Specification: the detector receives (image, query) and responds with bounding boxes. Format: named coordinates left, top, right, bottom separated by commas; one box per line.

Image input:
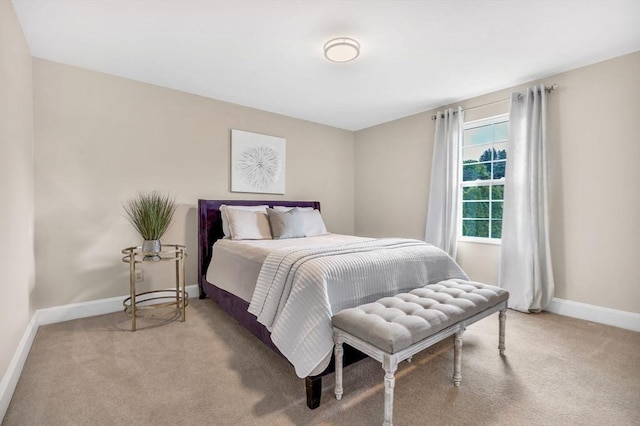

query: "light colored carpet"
left=3, top=297, right=639, bottom=425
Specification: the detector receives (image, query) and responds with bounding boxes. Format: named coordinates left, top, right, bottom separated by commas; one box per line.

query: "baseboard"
left=546, top=297, right=640, bottom=332
left=0, top=314, right=39, bottom=421
left=37, top=284, right=198, bottom=325
left=0, top=284, right=199, bottom=421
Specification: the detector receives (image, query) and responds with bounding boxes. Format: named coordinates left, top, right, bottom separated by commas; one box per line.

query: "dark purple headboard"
left=197, top=199, right=321, bottom=298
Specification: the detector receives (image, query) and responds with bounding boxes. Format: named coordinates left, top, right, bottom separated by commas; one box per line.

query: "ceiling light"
left=324, top=37, right=360, bottom=63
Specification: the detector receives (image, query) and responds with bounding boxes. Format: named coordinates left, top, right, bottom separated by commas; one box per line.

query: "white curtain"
left=425, top=107, right=463, bottom=258
left=499, top=84, right=554, bottom=312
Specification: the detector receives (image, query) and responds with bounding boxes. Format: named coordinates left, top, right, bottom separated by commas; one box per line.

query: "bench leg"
left=334, top=337, right=344, bottom=401
left=383, top=355, right=398, bottom=426
left=453, top=329, right=464, bottom=387
left=499, top=309, right=507, bottom=355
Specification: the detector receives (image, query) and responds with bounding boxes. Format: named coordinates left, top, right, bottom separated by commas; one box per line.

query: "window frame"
left=458, top=113, right=509, bottom=245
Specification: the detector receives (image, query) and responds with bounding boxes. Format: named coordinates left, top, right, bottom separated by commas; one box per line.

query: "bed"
left=197, top=199, right=468, bottom=409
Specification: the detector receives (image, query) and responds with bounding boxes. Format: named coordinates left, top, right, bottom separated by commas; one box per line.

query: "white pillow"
left=273, top=206, right=314, bottom=212
left=220, top=205, right=268, bottom=238
left=225, top=208, right=272, bottom=240
left=299, top=209, right=329, bottom=236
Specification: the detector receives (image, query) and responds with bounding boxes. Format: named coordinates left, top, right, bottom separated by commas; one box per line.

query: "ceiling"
left=11, top=0, right=640, bottom=131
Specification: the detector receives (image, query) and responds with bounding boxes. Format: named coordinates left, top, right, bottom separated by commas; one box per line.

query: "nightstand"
left=121, top=244, right=187, bottom=331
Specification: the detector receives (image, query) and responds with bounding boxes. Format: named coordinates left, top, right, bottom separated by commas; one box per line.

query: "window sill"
left=458, top=237, right=501, bottom=245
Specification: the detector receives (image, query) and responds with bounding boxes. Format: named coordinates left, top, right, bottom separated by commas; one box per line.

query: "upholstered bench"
left=332, top=279, right=509, bottom=426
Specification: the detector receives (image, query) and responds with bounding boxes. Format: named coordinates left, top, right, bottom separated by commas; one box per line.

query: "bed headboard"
left=197, top=199, right=321, bottom=298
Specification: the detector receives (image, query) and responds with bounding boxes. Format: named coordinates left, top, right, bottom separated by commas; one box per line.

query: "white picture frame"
left=231, top=129, right=286, bottom=194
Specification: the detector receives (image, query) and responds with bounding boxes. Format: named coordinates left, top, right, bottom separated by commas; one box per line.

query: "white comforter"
left=247, top=238, right=468, bottom=377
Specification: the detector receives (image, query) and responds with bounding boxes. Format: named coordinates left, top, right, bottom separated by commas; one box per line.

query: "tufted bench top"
left=332, top=279, right=509, bottom=354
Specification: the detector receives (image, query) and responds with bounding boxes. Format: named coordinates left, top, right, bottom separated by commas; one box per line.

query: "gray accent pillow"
left=266, top=207, right=306, bottom=239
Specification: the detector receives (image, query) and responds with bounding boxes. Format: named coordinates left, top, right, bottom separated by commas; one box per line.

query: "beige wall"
left=355, top=112, right=433, bottom=240
left=0, top=0, right=35, bottom=384
left=33, top=59, right=355, bottom=309
left=355, top=52, right=640, bottom=314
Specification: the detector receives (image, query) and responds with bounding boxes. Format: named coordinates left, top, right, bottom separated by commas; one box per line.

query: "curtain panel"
left=499, top=84, right=554, bottom=312
left=425, top=107, right=463, bottom=258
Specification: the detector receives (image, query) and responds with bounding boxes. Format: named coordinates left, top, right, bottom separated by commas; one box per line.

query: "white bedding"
left=248, top=238, right=468, bottom=377
left=207, top=234, right=468, bottom=378
left=206, top=234, right=372, bottom=301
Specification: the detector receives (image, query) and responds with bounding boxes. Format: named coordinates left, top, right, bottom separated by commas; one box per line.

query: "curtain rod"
left=431, top=84, right=559, bottom=120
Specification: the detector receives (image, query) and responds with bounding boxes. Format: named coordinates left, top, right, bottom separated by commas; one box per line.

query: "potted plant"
left=124, top=191, right=177, bottom=260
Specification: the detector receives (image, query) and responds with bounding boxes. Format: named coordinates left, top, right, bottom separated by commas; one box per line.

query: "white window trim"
left=458, top=113, right=508, bottom=244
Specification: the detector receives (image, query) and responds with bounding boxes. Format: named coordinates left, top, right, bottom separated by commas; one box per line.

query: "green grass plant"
left=124, top=191, right=177, bottom=241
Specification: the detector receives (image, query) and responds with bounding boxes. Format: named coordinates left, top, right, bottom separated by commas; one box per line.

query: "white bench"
left=332, top=279, right=509, bottom=426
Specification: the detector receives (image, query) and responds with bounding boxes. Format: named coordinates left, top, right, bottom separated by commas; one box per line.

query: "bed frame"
left=197, top=199, right=367, bottom=409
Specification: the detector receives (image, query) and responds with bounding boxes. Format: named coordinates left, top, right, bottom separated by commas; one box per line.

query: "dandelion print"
left=237, top=145, right=281, bottom=190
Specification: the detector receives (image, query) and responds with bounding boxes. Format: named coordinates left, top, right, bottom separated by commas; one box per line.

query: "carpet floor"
left=3, top=297, right=639, bottom=425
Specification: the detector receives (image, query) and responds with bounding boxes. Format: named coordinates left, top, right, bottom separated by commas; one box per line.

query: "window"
left=460, top=114, right=508, bottom=242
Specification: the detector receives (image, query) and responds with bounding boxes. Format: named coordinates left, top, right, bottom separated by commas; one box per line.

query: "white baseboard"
left=37, top=284, right=199, bottom=326
left=546, top=297, right=640, bottom=332
left=0, top=284, right=199, bottom=421
left=0, top=314, right=39, bottom=421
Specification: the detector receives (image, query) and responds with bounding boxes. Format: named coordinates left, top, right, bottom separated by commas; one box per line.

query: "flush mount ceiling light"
left=324, top=37, right=360, bottom=62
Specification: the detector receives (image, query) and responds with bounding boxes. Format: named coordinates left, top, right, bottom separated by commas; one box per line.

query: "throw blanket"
left=248, top=238, right=468, bottom=377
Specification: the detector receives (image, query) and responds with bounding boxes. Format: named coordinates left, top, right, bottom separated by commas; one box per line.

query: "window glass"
left=464, top=125, right=493, bottom=145
left=462, top=220, right=490, bottom=238
left=494, top=121, right=509, bottom=141
left=493, top=160, right=506, bottom=179
left=463, top=163, right=491, bottom=181
left=463, top=145, right=491, bottom=163
left=463, top=186, right=490, bottom=201
left=460, top=115, right=508, bottom=241
left=491, top=220, right=502, bottom=239
left=491, top=185, right=504, bottom=200
left=493, top=201, right=503, bottom=219
left=463, top=201, right=490, bottom=219
left=493, top=142, right=507, bottom=160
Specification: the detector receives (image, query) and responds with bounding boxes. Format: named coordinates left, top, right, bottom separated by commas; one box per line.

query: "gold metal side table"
left=121, top=244, right=187, bottom=331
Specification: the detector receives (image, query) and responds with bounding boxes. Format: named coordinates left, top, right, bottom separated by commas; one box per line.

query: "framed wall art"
left=231, top=129, right=286, bottom=194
